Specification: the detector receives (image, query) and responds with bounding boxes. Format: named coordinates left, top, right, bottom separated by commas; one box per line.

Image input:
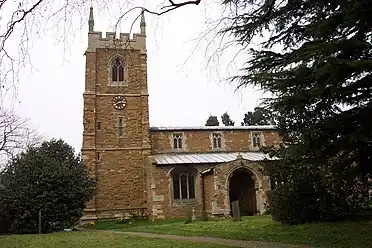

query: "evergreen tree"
left=0, top=139, right=95, bottom=233
left=221, top=112, right=235, bottom=126
left=241, top=107, right=276, bottom=126
left=222, top=0, right=372, bottom=223
left=205, top=115, right=220, bottom=126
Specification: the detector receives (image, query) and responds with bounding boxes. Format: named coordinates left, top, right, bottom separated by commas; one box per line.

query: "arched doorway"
left=229, top=168, right=257, bottom=216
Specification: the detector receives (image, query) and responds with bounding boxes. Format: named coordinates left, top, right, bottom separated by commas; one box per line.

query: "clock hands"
left=112, top=95, right=127, bottom=110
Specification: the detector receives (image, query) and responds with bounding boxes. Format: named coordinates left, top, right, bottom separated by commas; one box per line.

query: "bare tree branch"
left=0, top=108, right=44, bottom=167
left=0, top=0, right=206, bottom=106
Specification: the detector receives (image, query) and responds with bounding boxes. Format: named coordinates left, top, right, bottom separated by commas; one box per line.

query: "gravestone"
left=231, top=200, right=241, bottom=221
left=192, top=207, right=197, bottom=221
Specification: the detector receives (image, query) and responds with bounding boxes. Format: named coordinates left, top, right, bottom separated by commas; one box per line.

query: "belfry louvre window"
left=212, top=133, right=222, bottom=149
left=173, top=133, right=183, bottom=149
left=111, top=57, right=124, bottom=82
left=173, top=172, right=195, bottom=200
left=118, top=117, right=124, bottom=137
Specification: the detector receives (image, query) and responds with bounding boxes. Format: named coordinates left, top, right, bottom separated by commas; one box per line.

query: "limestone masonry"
left=81, top=8, right=282, bottom=221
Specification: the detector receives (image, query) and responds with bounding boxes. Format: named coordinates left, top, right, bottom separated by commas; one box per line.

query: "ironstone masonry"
left=81, top=8, right=282, bottom=221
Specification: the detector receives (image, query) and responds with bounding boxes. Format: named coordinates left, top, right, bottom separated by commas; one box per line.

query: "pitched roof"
left=150, top=151, right=276, bottom=165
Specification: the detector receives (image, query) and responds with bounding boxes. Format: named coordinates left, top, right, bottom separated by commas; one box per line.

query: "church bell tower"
left=81, top=7, right=151, bottom=220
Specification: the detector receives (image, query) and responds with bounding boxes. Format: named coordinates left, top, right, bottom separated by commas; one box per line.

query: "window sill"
left=108, top=82, right=128, bottom=87
left=172, top=149, right=185, bottom=152
left=212, top=148, right=224, bottom=151
left=172, top=199, right=198, bottom=207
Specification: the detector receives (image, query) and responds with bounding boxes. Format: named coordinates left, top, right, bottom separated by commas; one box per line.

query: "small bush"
left=184, top=215, right=192, bottom=224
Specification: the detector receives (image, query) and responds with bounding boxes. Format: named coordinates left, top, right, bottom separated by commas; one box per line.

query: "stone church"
left=81, top=8, right=281, bottom=221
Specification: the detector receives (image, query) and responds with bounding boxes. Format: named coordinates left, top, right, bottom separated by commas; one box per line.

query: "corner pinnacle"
left=140, top=8, right=146, bottom=35
left=88, top=6, right=94, bottom=32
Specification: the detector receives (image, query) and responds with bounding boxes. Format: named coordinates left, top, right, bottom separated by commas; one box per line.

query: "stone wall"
left=150, top=129, right=281, bottom=154
left=147, top=164, right=204, bottom=220
left=211, top=158, right=270, bottom=216
left=202, top=171, right=215, bottom=215
left=81, top=25, right=279, bottom=221
left=147, top=158, right=270, bottom=220
left=82, top=40, right=150, bottom=219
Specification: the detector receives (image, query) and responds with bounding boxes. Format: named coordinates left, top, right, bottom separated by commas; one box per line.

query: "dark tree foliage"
left=0, top=139, right=95, bottom=234
left=221, top=112, right=235, bottom=126
left=222, top=0, right=372, bottom=223
left=241, top=107, right=276, bottom=126
left=205, top=115, right=220, bottom=126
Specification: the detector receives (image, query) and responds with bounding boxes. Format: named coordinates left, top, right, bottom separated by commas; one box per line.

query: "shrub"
left=0, top=139, right=95, bottom=234
left=184, top=215, right=192, bottom=224
left=267, top=160, right=369, bottom=224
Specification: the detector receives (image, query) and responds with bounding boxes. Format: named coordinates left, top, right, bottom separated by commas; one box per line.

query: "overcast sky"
left=3, top=0, right=267, bottom=152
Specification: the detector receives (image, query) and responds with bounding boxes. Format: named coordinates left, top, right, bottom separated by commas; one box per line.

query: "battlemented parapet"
left=86, top=7, right=146, bottom=53
left=87, top=31, right=146, bottom=53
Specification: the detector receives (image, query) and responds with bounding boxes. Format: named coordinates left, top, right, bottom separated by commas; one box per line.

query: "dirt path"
left=112, top=230, right=314, bottom=248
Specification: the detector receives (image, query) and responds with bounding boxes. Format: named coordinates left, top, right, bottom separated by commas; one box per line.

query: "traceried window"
left=111, top=57, right=124, bottom=83
left=212, top=133, right=222, bottom=149
left=252, top=132, right=262, bottom=148
left=173, top=133, right=183, bottom=149
left=173, top=171, right=195, bottom=200
left=118, top=117, right=124, bottom=137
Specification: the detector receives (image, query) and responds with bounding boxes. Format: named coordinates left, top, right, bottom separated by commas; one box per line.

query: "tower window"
left=97, top=151, right=100, bottom=161
left=97, top=121, right=101, bottom=131
left=212, top=133, right=222, bottom=149
left=172, top=133, right=183, bottom=149
left=118, top=117, right=124, bottom=137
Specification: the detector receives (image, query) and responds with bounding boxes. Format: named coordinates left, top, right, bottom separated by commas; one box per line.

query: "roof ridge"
left=149, top=125, right=276, bottom=131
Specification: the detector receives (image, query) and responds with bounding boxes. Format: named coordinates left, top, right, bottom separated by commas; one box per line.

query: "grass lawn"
left=0, top=230, right=226, bottom=248
left=93, top=215, right=372, bottom=248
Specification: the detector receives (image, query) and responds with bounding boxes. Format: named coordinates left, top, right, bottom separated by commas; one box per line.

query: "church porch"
left=148, top=152, right=273, bottom=220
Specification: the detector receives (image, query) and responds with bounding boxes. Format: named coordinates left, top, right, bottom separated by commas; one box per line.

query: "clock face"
left=112, top=95, right=127, bottom=110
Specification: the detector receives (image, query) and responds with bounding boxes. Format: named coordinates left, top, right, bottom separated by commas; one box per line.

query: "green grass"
left=93, top=215, right=372, bottom=248
left=0, top=230, right=226, bottom=248
left=91, top=218, right=184, bottom=230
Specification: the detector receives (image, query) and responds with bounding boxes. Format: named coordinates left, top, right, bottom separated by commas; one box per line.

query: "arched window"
left=212, top=133, right=222, bottom=149
left=172, top=170, right=195, bottom=200
left=252, top=132, right=262, bottom=148
left=172, top=133, right=183, bottom=150
left=111, top=57, right=124, bottom=83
